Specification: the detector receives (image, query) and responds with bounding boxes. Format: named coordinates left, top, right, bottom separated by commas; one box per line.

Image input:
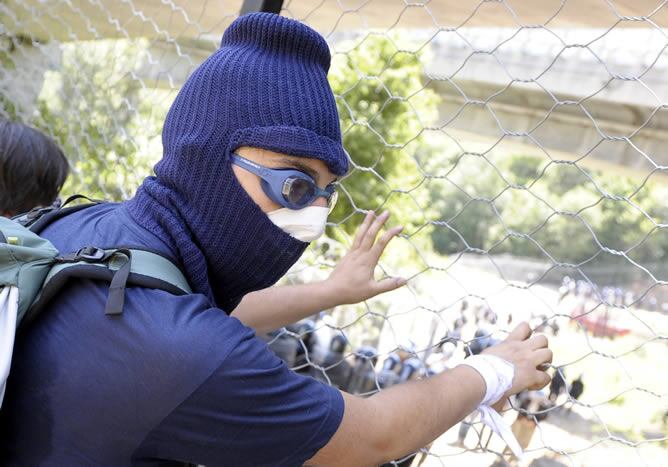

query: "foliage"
left=0, top=34, right=26, bottom=120
left=35, top=39, right=167, bottom=200
left=2, top=39, right=167, bottom=200
left=328, top=34, right=441, bottom=245
left=429, top=152, right=668, bottom=266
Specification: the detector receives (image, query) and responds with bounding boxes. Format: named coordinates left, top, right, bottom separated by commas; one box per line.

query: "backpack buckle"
left=75, top=246, right=106, bottom=262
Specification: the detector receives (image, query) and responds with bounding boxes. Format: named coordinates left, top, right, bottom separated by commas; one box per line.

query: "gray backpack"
left=0, top=197, right=192, bottom=407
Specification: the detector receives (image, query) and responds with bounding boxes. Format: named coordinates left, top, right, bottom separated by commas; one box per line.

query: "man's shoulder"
left=41, top=202, right=171, bottom=256
left=3, top=281, right=255, bottom=465
left=125, top=286, right=245, bottom=345
left=119, top=288, right=253, bottom=385
left=30, top=260, right=247, bottom=377
left=66, top=278, right=248, bottom=356
left=26, top=278, right=255, bottom=410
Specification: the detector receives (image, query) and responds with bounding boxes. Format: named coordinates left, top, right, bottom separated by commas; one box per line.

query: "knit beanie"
left=125, top=13, right=348, bottom=311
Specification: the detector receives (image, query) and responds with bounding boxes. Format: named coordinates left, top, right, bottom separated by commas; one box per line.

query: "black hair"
left=0, top=119, right=69, bottom=215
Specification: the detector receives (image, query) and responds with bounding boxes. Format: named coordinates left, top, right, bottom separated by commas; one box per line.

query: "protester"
left=505, top=390, right=553, bottom=457
left=0, top=13, right=552, bottom=465
left=566, top=375, right=585, bottom=414
left=0, top=119, right=69, bottom=217
left=549, top=367, right=567, bottom=403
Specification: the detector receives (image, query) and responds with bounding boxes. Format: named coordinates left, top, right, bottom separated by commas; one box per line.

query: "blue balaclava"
left=125, top=13, right=349, bottom=311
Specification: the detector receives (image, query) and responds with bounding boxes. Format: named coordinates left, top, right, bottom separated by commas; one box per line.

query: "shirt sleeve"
left=133, top=320, right=345, bottom=467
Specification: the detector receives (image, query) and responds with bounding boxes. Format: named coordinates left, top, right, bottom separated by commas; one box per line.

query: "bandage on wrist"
left=460, top=354, right=514, bottom=405
left=458, top=354, right=524, bottom=458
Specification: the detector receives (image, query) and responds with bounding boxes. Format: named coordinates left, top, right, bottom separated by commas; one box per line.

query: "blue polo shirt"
left=0, top=203, right=344, bottom=466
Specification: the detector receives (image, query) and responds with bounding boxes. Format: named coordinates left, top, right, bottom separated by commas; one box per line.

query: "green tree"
left=428, top=154, right=507, bottom=255
left=501, top=153, right=542, bottom=187
left=33, top=39, right=164, bottom=200
left=427, top=150, right=668, bottom=267
left=328, top=34, right=440, bottom=244
left=582, top=176, right=663, bottom=264
left=0, top=34, right=33, bottom=120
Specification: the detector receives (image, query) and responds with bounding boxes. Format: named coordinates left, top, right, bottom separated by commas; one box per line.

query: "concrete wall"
left=427, top=28, right=668, bottom=175
left=5, top=0, right=667, bottom=42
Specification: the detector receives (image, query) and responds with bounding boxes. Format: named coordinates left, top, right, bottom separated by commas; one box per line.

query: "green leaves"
left=429, top=152, right=668, bottom=265
left=328, top=34, right=440, bottom=244
left=33, top=39, right=168, bottom=201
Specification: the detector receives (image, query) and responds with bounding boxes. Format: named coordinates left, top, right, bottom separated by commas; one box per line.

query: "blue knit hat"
left=164, top=12, right=349, bottom=176
left=126, top=13, right=347, bottom=310
left=224, top=14, right=348, bottom=174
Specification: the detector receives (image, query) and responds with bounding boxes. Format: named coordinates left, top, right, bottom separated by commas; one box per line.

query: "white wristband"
left=459, top=354, right=524, bottom=458
left=460, top=354, right=514, bottom=406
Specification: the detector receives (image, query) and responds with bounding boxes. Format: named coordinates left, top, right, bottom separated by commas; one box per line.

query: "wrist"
left=459, top=355, right=514, bottom=406
left=317, top=278, right=348, bottom=309
left=452, top=364, right=487, bottom=405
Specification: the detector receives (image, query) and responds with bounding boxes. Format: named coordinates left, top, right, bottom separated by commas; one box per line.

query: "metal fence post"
left=240, top=0, right=284, bottom=15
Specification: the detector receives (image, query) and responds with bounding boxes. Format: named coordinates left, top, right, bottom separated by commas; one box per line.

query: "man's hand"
left=325, top=210, right=407, bottom=305
left=233, top=211, right=405, bottom=332
left=483, top=322, right=552, bottom=410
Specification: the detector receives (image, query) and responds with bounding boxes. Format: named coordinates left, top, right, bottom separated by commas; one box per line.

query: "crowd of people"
left=559, top=276, right=666, bottom=314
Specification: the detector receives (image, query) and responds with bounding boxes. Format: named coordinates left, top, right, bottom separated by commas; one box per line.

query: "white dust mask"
left=267, top=206, right=329, bottom=242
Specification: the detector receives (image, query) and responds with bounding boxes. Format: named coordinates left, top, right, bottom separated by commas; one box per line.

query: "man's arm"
left=308, top=323, right=552, bottom=466
left=311, top=365, right=486, bottom=466
left=232, top=211, right=406, bottom=334
left=230, top=280, right=343, bottom=334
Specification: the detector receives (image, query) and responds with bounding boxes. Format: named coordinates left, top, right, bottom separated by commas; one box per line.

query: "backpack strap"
left=22, top=247, right=193, bottom=328
left=11, top=195, right=195, bottom=328
left=17, top=194, right=103, bottom=234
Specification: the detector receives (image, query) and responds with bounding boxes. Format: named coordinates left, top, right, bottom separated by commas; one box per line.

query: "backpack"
left=0, top=196, right=192, bottom=407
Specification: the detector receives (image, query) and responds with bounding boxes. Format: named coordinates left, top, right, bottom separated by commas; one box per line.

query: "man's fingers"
left=538, top=362, right=551, bottom=372
left=360, top=210, right=390, bottom=250
left=371, top=225, right=403, bottom=260
left=529, top=334, right=549, bottom=350
left=373, top=277, right=408, bottom=295
left=529, top=371, right=552, bottom=391
left=352, top=211, right=374, bottom=250
left=532, top=348, right=553, bottom=367
left=506, top=322, right=532, bottom=342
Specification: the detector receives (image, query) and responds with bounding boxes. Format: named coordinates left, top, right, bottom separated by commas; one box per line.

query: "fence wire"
left=2, top=1, right=668, bottom=466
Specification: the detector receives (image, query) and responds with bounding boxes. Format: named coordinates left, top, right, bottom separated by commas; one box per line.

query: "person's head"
left=231, top=146, right=340, bottom=241
left=127, top=13, right=349, bottom=309
left=396, top=340, right=416, bottom=362
left=156, top=12, right=348, bottom=222
left=329, top=334, right=348, bottom=354
left=0, top=120, right=69, bottom=217
left=232, top=147, right=337, bottom=212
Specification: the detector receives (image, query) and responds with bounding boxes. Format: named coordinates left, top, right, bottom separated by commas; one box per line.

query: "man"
left=549, top=367, right=566, bottom=403
left=0, top=119, right=69, bottom=217
left=0, top=13, right=551, bottom=465
left=504, top=390, right=553, bottom=457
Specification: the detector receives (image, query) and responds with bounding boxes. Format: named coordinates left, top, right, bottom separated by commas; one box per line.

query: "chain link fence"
left=2, top=1, right=668, bottom=465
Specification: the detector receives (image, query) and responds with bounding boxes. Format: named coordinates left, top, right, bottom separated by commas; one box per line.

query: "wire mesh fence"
left=2, top=1, right=668, bottom=465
